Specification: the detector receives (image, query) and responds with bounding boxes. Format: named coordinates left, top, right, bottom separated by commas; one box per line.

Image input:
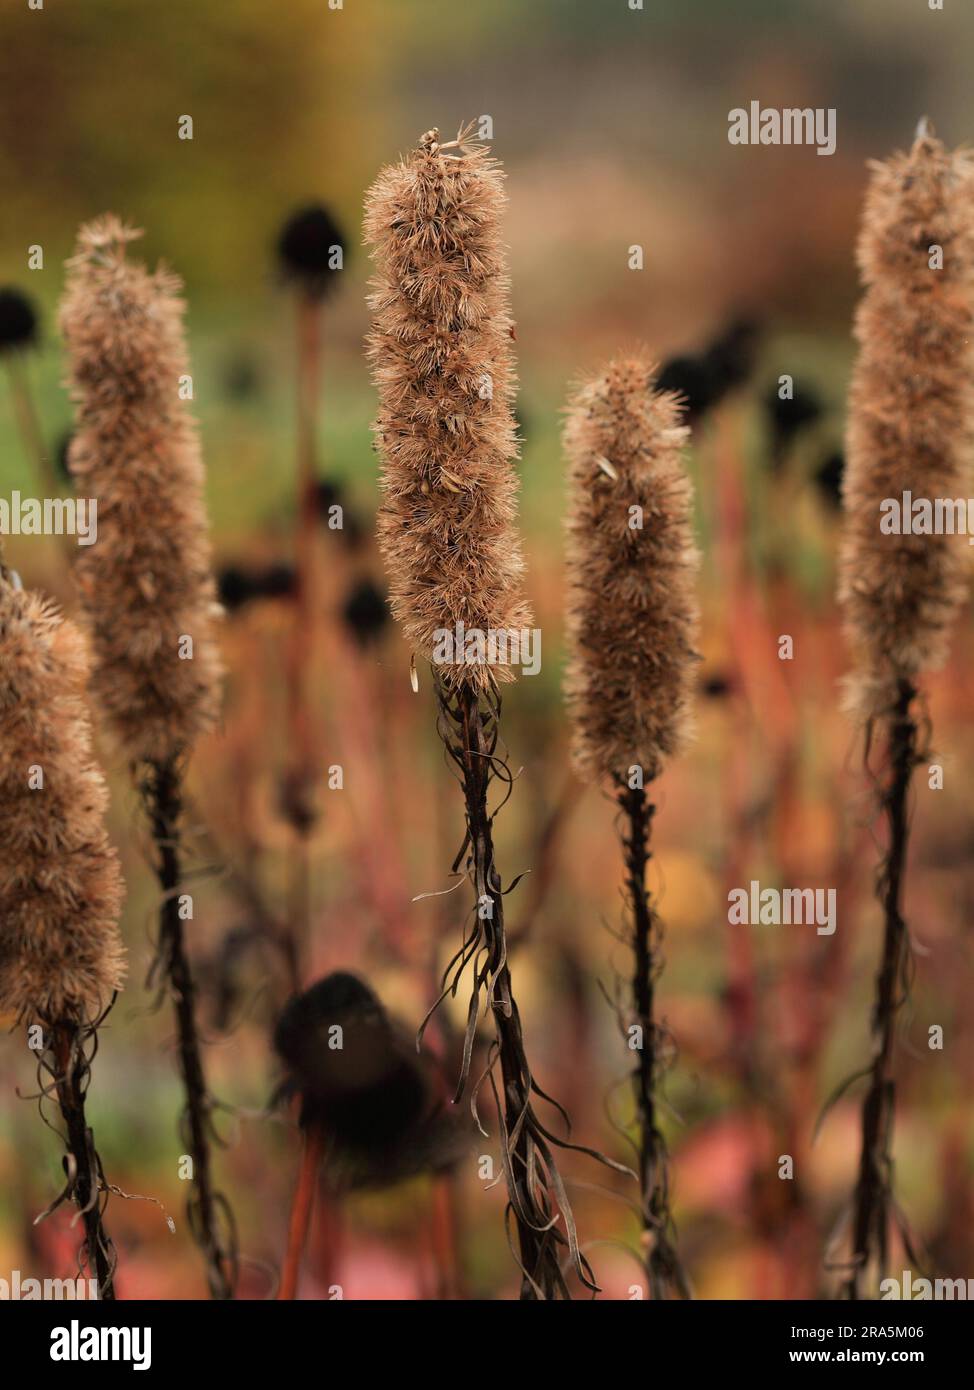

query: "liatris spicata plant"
left=59, top=216, right=235, bottom=1299
left=0, top=560, right=125, bottom=1297
left=564, top=352, right=700, bottom=1299
left=365, top=124, right=613, bottom=1299
left=836, top=125, right=974, bottom=1299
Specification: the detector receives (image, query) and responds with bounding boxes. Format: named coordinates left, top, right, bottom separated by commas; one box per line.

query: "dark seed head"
left=342, top=578, right=389, bottom=647
left=815, top=450, right=845, bottom=509
left=277, top=204, right=347, bottom=299
left=0, top=287, right=38, bottom=352
left=656, top=354, right=720, bottom=425
left=256, top=563, right=296, bottom=600
left=217, top=564, right=258, bottom=613
left=765, top=380, right=823, bottom=463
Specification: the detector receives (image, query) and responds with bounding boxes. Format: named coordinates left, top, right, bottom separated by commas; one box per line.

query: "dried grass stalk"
left=838, top=129, right=974, bottom=725
left=60, top=215, right=222, bottom=766
left=367, top=128, right=616, bottom=1299
left=564, top=354, right=699, bottom=785
left=0, top=565, right=125, bottom=1296
left=364, top=125, right=530, bottom=691
left=564, top=352, right=700, bottom=1298
left=59, top=215, right=235, bottom=1299
left=837, top=128, right=974, bottom=1299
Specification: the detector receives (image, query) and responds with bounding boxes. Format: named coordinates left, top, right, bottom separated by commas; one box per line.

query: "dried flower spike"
left=0, top=567, right=125, bottom=1297
left=59, top=214, right=223, bottom=766
left=837, top=128, right=974, bottom=1300
left=563, top=352, right=699, bottom=1299
left=364, top=127, right=531, bottom=689
left=838, top=129, right=974, bottom=724
left=564, top=353, right=700, bottom=785
left=0, top=578, right=125, bottom=1020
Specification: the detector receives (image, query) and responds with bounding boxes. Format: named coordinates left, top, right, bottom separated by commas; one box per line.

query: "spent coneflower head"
left=364, top=126, right=531, bottom=690
left=277, top=204, right=347, bottom=300
left=0, top=287, right=38, bottom=354
left=564, top=353, right=700, bottom=785
left=838, top=128, right=974, bottom=724
left=59, top=215, right=223, bottom=766
left=0, top=575, right=125, bottom=1021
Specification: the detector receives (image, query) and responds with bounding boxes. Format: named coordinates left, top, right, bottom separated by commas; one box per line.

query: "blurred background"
left=0, top=0, right=972, bottom=1299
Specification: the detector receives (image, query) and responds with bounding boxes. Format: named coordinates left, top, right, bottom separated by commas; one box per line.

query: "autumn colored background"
left=0, top=0, right=971, bottom=1298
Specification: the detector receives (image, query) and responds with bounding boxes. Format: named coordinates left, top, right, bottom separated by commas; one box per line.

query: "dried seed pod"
left=0, top=578, right=125, bottom=1021
left=364, top=129, right=531, bottom=690
left=838, top=130, right=974, bottom=722
left=564, top=352, right=700, bottom=784
left=59, top=215, right=223, bottom=765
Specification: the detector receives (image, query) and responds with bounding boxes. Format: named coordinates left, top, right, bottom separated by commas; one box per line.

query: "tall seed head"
left=59, top=215, right=223, bottom=765
left=364, top=128, right=531, bottom=690
left=564, top=353, right=700, bottom=784
left=0, top=576, right=125, bottom=1021
left=838, top=130, right=974, bottom=722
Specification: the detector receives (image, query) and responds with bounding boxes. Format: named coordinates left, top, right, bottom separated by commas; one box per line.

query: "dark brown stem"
left=843, top=679, right=918, bottom=1300
left=433, top=680, right=612, bottom=1300
left=50, top=1017, right=117, bottom=1299
left=618, top=782, right=689, bottom=1299
left=146, top=757, right=237, bottom=1299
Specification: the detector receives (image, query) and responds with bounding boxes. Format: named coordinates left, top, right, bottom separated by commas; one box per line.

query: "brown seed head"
left=0, top=578, right=125, bottom=1021
left=564, top=353, right=700, bottom=784
left=364, top=130, right=531, bottom=690
left=838, top=131, right=974, bottom=722
left=59, top=215, right=223, bottom=765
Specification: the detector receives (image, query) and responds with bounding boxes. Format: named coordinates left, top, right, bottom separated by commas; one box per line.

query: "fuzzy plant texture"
left=0, top=580, right=125, bottom=1021
left=364, top=130, right=531, bottom=691
left=564, top=353, right=700, bottom=784
left=60, top=215, right=223, bottom=766
left=838, top=130, right=974, bottom=724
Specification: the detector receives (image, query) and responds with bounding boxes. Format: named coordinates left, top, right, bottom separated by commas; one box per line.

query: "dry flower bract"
left=564, top=353, right=700, bottom=784
left=838, top=130, right=974, bottom=723
left=0, top=579, right=125, bottom=1021
left=364, top=129, right=530, bottom=690
left=59, top=215, right=222, bottom=764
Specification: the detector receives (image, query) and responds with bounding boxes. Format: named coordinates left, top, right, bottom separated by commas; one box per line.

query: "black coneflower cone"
left=815, top=450, right=845, bottom=509
left=342, top=577, right=390, bottom=647
left=277, top=205, right=347, bottom=299
left=765, top=379, right=823, bottom=464
left=273, top=973, right=469, bottom=1185
left=658, top=316, right=761, bottom=428
left=0, top=288, right=38, bottom=352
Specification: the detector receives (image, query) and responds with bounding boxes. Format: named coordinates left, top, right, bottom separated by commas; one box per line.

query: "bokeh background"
left=0, top=0, right=972, bottom=1299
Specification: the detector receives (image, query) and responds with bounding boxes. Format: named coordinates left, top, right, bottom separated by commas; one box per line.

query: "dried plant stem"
left=434, top=680, right=601, bottom=1300
left=618, top=783, right=689, bottom=1300
left=278, top=1125, right=324, bottom=1300
left=145, top=757, right=236, bottom=1299
left=843, top=680, right=918, bottom=1300
left=48, top=1017, right=117, bottom=1298
left=282, top=293, right=324, bottom=983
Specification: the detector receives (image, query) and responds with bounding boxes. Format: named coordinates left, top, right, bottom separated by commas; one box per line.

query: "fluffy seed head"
left=59, top=216, right=223, bottom=765
left=564, top=353, right=700, bottom=784
left=0, top=577, right=125, bottom=1021
left=838, top=131, right=974, bottom=722
left=364, top=128, right=531, bottom=690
